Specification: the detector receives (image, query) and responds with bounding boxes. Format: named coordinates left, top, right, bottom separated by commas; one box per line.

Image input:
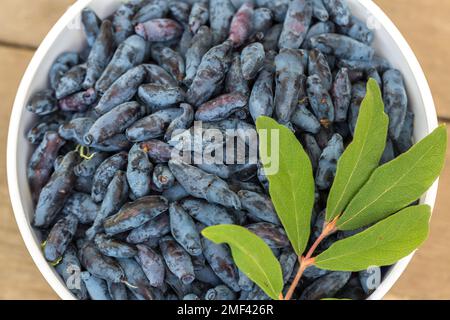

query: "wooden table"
left=0, top=0, right=449, bottom=300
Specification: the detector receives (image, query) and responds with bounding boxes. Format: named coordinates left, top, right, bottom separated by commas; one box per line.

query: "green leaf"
left=202, top=225, right=283, bottom=300
left=256, top=116, right=315, bottom=255
left=337, top=125, right=447, bottom=231
left=326, top=79, right=389, bottom=222
left=314, top=205, right=431, bottom=271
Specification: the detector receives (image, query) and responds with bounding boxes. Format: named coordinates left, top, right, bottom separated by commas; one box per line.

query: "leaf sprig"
left=202, top=79, right=447, bottom=300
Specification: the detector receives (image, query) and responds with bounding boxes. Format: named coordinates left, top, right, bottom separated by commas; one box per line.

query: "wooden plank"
left=375, top=0, right=450, bottom=119
left=0, top=46, right=58, bottom=300
left=0, top=0, right=75, bottom=48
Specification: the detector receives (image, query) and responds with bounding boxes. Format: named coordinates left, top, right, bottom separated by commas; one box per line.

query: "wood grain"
left=0, top=46, right=58, bottom=300
left=374, top=0, right=450, bottom=120
left=0, top=0, right=75, bottom=48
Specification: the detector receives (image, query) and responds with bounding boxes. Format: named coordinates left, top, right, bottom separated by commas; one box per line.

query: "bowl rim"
left=7, top=0, right=439, bottom=300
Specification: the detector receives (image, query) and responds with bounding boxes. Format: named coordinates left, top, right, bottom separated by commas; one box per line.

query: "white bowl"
left=7, top=0, right=439, bottom=300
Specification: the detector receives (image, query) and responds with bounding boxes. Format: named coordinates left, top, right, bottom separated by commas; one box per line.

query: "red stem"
left=283, top=217, right=339, bottom=300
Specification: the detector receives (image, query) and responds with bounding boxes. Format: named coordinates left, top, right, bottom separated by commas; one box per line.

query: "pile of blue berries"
left=26, top=0, right=413, bottom=300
